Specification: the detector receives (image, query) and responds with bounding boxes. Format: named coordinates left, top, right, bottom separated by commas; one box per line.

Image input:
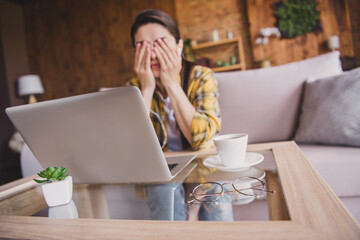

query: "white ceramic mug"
left=213, top=133, right=248, bottom=167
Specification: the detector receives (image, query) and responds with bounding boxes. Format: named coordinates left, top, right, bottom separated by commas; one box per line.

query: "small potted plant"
left=34, top=166, right=73, bottom=207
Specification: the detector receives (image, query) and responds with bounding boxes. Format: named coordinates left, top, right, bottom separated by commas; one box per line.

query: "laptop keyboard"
left=167, top=163, right=178, bottom=171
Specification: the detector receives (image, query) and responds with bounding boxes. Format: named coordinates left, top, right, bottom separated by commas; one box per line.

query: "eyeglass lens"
left=233, top=177, right=265, bottom=196
left=192, top=182, right=223, bottom=203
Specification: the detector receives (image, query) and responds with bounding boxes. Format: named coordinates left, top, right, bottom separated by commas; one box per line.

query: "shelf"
left=192, top=38, right=239, bottom=50
left=192, top=37, right=246, bottom=72
left=212, top=64, right=242, bottom=72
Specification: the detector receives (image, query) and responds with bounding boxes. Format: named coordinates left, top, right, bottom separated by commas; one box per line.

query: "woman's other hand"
left=154, top=38, right=182, bottom=89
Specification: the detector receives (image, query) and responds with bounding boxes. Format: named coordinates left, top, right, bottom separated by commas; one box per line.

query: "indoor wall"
left=24, top=0, right=177, bottom=100
left=247, top=0, right=355, bottom=66
left=0, top=0, right=29, bottom=184
left=22, top=0, right=360, bottom=101
left=176, top=0, right=357, bottom=68
left=175, top=0, right=254, bottom=69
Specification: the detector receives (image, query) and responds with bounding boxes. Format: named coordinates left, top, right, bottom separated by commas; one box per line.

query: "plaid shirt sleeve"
left=126, top=78, right=141, bottom=88
left=188, top=66, right=221, bottom=150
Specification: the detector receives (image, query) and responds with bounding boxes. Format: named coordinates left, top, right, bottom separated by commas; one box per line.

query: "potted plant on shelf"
left=34, top=166, right=73, bottom=207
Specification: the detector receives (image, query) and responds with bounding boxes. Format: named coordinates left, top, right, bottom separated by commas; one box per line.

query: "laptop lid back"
left=6, top=87, right=173, bottom=183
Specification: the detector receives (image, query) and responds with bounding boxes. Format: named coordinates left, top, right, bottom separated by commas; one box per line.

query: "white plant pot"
left=41, top=176, right=73, bottom=207
left=48, top=200, right=78, bottom=218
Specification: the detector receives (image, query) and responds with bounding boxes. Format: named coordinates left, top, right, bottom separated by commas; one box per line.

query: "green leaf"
left=44, top=167, right=55, bottom=176
left=51, top=168, right=62, bottom=178
left=61, top=167, right=68, bottom=175
left=38, top=172, right=48, bottom=178
left=58, top=174, right=69, bottom=181
left=33, top=178, right=47, bottom=184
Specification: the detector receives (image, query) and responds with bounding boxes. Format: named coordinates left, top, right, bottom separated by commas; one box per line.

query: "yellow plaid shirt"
left=127, top=65, right=221, bottom=151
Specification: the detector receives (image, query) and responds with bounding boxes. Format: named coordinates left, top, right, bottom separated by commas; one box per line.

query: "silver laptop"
left=6, top=87, right=196, bottom=184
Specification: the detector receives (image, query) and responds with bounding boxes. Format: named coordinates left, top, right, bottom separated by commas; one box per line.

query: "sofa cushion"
left=215, top=51, right=343, bottom=143
left=295, top=67, right=360, bottom=147
left=298, top=144, right=360, bottom=197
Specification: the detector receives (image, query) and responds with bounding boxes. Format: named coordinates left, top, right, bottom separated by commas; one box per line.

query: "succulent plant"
left=34, top=166, right=69, bottom=183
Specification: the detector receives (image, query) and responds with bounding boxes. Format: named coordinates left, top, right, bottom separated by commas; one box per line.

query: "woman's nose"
left=150, top=47, right=156, bottom=59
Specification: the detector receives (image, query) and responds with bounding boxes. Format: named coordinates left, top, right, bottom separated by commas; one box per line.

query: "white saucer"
left=204, top=167, right=266, bottom=182
left=203, top=152, right=264, bottom=172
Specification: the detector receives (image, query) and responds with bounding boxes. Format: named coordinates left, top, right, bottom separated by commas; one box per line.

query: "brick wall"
left=175, top=0, right=254, bottom=68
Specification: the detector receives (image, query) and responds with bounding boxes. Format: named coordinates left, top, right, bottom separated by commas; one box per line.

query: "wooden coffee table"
left=0, top=141, right=359, bottom=239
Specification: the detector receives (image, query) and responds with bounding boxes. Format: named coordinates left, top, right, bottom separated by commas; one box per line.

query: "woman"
left=128, top=9, right=221, bottom=151
left=129, top=10, right=231, bottom=221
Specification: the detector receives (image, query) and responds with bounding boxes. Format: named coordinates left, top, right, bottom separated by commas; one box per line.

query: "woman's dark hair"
left=130, top=9, right=196, bottom=95
left=130, top=9, right=180, bottom=48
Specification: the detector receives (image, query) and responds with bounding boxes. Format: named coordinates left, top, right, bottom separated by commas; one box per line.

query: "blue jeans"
left=146, top=183, right=234, bottom=221
left=146, top=183, right=187, bottom=220
left=197, top=182, right=234, bottom=221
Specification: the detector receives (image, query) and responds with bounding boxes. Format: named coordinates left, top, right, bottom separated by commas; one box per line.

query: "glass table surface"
left=2, top=142, right=359, bottom=240
left=1, top=150, right=289, bottom=222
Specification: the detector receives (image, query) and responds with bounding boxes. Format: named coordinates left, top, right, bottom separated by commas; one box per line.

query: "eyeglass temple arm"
left=234, top=182, right=276, bottom=194
left=234, top=186, right=276, bottom=194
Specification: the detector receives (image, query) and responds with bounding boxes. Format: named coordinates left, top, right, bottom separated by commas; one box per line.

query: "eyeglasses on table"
left=188, top=176, right=275, bottom=204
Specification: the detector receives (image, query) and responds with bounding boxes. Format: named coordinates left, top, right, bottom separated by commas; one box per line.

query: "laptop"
left=6, top=86, right=196, bottom=184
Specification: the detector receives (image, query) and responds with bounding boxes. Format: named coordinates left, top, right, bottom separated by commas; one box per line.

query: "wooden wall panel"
left=348, top=0, right=360, bottom=67
left=24, top=0, right=177, bottom=100
left=247, top=0, right=354, bottom=66
left=0, top=0, right=27, bottom=183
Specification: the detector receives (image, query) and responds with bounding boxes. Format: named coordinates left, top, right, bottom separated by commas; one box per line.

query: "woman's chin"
left=151, top=69, right=160, bottom=78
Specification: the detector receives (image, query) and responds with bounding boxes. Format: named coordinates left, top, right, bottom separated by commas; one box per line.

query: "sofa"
left=214, top=51, right=360, bottom=223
